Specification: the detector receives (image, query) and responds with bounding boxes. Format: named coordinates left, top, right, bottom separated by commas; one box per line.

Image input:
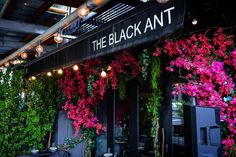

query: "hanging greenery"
left=139, top=49, right=151, bottom=80
left=118, top=79, right=127, bottom=100
left=22, top=76, right=62, bottom=151
left=0, top=68, right=62, bottom=156
left=146, top=57, right=162, bottom=157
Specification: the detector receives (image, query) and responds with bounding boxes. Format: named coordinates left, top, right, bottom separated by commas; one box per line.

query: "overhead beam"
left=42, top=0, right=85, bottom=8
left=0, top=0, right=113, bottom=66
left=0, top=19, right=49, bottom=34
left=0, top=0, right=14, bottom=19
left=0, top=40, right=56, bottom=51
left=0, top=0, right=11, bottom=18
left=26, top=1, right=54, bottom=23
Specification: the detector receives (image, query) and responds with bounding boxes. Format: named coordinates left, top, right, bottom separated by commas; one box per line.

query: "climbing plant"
left=153, top=29, right=236, bottom=157
left=0, top=68, right=62, bottom=156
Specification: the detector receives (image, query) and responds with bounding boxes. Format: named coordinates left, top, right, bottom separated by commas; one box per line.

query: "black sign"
left=26, top=0, right=185, bottom=75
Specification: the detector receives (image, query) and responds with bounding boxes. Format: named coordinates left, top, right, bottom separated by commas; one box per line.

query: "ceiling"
left=0, top=0, right=235, bottom=64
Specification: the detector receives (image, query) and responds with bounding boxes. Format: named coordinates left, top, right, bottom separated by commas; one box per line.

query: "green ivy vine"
left=147, top=57, right=162, bottom=157
left=0, top=68, right=62, bottom=156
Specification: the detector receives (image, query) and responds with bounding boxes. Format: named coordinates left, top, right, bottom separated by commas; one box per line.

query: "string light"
left=20, top=52, right=28, bottom=59
left=31, top=76, right=36, bottom=80
left=73, top=65, right=79, bottom=71
left=57, top=69, right=63, bottom=75
left=156, top=0, right=169, bottom=4
left=36, top=41, right=44, bottom=55
left=0, top=66, right=4, bottom=70
left=107, top=65, right=112, bottom=71
left=54, top=32, right=63, bottom=44
left=100, top=70, right=107, bottom=78
left=77, top=5, right=90, bottom=18
left=4, top=62, right=10, bottom=67
left=47, top=72, right=52, bottom=77
left=192, top=18, right=198, bottom=25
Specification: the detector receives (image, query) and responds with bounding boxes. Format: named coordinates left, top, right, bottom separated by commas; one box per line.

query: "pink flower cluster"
left=58, top=51, right=141, bottom=136
left=153, top=29, right=236, bottom=156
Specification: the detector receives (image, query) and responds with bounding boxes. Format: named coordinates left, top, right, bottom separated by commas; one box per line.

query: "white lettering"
left=102, top=36, right=106, bottom=48
left=154, top=12, right=163, bottom=28
left=92, top=40, right=97, bottom=51
left=164, top=6, right=175, bottom=24
left=119, top=29, right=127, bottom=41
left=109, top=33, right=114, bottom=46
left=134, top=21, right=142, bottom=36
left=144, top=17, right=154, bottom=33
left=126, top=25, right=134, bottom=39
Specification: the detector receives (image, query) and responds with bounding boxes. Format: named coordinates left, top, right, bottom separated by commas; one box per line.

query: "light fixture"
left=77, top=4, right=90, bottom=18
left=107, top=65, right=112, bottom=71
left=192, top=18, right=198, bottom=25
left=101, top=70, right=107, bottom=78
left=73, top=65, right=79, bottom=71
left=4, top=62, right=10, bottom=67
left=47, top=72, right=52, bottom=77
left=156, top=0, right=169, bottom=4
left=31, top=76, right=36, bottom=80
left=0, top=66, right=4, bottom=70
left=57, top=69, right=63, bottom=75
left=12, top=59, right=22, bottom=65
left=36, top=41, right=44, bottom=55
left=54, top=31, right=63, bottom=44
left=20, top=52, right=28, bottom=59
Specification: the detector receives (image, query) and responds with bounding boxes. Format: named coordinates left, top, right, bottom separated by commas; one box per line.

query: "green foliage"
left=146, top=57, right=162, bottom=157
left=0, top=68, right=25, bottom=157
left=0, top=68, right=61, bottom=156
left=87, top=75, right=95, bottom=96
left=119, top=79, right=127, bottom=100
left=139, top=49, right=151, bottom=80
left=151, top=58, right=161, bottom=91
left=22, top=76, right=62, bottom=151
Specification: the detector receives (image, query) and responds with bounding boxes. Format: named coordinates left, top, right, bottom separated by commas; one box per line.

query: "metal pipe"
left=0, top=0, right=11, bottom=18
left=0, top=0, right=112, bottom=65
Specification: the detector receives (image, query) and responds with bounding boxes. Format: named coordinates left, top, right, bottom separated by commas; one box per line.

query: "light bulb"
left=156, top=0, right=169, bottom=4
left=107, top=66, right=112, bottom=71
left=73, top=65, right=79, bottom=71
left=77, top=6, right=90, bottom=18
left=36, top=44, right=44, bottom=54
left=57, top=69, right=63, bottom=75
left=32, top=76, right=36, bottom=80
left=47, top=72, right=52, bottom=77
left=192, top=19, right=198, bottom=25
left=20, top=52, right=28, bottom=59
left=101, top=70, right=107, bottom=78
left=0, top=66, right=4, bottom=70
left=4, top=62, right=10, bottom=67
left=54, top=33, right=63, bottom=44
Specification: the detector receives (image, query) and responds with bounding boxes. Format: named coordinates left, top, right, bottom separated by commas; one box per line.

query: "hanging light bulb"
left=36, top=41, right=44, bottom=55
left=73, top=65, right=79, bottom=71
left=77, top=5, right=90, bottom=18
left=107, top=65, right=112, bottom=71
left=20, top=52, right=28, bottom=59
left=47, top=72, right=52, bottom=77
left=12, top=59, right=22, bottom=65
left=101, top=70, right=107, bottom=78
left=54, top=32, right=63, bottom=44
left=57, top=69, right=63, bottom=75
left=4, top=62, right=10, bottom=67
left=192, top=18, right=198, bottom=25
left=156, top=0, right=169, bottom=3
left=31, top=76, right=36, bottom=80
